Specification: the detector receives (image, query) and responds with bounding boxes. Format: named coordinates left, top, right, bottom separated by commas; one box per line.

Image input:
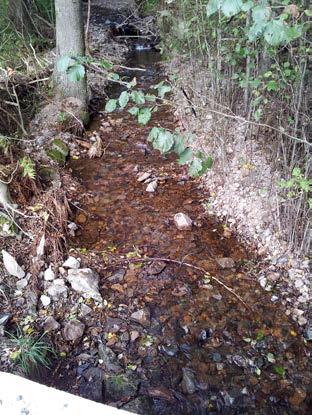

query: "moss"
left=46, top=148, right=66, bottom=165
left=51, top=138, right=69, bottom=156
left=0, top=212, right=17, bottom=236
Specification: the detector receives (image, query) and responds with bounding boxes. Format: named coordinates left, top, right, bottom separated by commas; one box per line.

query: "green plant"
left=19, top=156, right=36, bottom=179
left=280, top=167, right=312, bottom=208
left=7, top=329, right=54, bottom=375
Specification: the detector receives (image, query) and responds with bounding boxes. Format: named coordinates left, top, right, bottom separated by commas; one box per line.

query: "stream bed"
left=53, top=47, right=312, bottom=414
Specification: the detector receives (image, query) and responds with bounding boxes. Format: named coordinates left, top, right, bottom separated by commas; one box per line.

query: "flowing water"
left=65, top=46, right=312, bottom=414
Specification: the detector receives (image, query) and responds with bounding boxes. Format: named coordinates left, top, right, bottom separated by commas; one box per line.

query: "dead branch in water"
left=102, top=256, right=253, bottom=312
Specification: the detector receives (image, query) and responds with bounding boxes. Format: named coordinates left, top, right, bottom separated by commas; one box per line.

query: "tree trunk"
left=54, top=0, right=87, bottom=106
left=8, top=0, right=32, bottom=33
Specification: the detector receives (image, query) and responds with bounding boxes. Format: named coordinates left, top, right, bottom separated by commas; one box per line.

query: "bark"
left=8, top=0, right=32, bottom=33
left=54, top=0, right=87, bottom=107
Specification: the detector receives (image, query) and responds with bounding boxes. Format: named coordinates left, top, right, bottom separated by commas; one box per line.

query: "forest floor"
left=0, top=1, right=311, bottom=414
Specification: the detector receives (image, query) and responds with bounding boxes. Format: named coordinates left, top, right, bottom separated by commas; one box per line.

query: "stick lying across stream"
left=102, top=256, right=253, bottom=312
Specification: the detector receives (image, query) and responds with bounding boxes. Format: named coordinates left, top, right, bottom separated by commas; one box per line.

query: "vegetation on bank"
left=140, top=0, right=311, bottom=254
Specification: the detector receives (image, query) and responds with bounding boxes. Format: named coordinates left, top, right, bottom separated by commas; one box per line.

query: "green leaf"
left=206, top=0, right=219, bottom=17
left=105, top=99, right=117, bottom=113
left=99, top=59, right=113, bottom=70
left=200, top=155, right=213, bottom=173
left=173, top=134, right=186, bottom=155
left=131, top=90, right=146, bottom=105
left=57, top=55, right=71, bottom=72
left=67, top=64, right=85, bottom=82
left=264, top=19, right=287, bottom=46
left=153, top=130, right=174, bottom=153
left=148, top=127, right=161, bottom=142
left=108, top=73, right=120, bottom=81
left=178, top=148, right=193, bottom=164
left=145, top=94, right=157, bottom=102
left=242, top=1, right=253, bottom=12
left=266, top=80, right=279, bottom=92
left=188, top=158, right=203, bottom=177
left=118, top=91, right=129, bottom=109
left=138, top=108, right=152, bottom=125
left=305, top=9, right=312, bottom=17
left=128, top=106, right=140, bottom=116
left=221, top=0, right=243, bottom=17
left=274, top=366, right=286, bottom=378
left=157, top=85, right=171, bottom=99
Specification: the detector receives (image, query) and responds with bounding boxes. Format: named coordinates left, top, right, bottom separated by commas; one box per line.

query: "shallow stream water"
left=64, top=47, right=312, bottom=414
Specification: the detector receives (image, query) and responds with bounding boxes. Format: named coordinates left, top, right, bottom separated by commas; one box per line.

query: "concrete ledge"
left=0, top=372, right=131, bottom=415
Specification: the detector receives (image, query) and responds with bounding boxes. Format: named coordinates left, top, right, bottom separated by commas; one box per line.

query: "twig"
left=102, top=256, right=252, bottom=311
left=85, top=0, right=91, bottom=55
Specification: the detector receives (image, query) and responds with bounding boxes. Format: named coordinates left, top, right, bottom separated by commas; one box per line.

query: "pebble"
left=16, top=279, right=28, bottom=291
left=2, top=250, right=25, bottom=279
left=43, top=316, right=60, bottom=332
left=63, top=320, right=85, bottom=342
left=137, top=172, right=151, bottom=182
left=130, top=308, right=150, bottom=328
left=216, top=257, right=235, bottom=269
left=130, top=330, right=140, bottom=342
left=44, top=266, right=55, bottom=281
left=76, top=213, right=87, bottom=224
left=40, top=295, right=51, bottom=307
left=146, top=180, right=158, bottom=192
left=47, top=279, right=68, bottom=299
left=173, top=212, right=192, bottom=230
left=63, top=256, right=80, bottom=269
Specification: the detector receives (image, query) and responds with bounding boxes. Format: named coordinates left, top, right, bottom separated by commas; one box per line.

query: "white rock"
left=2, top=250, right=25, bottom=279
left=146, top=180, right=158, bottom=193
left=174, top=213, right=192, bottom=230
left=40, top=295, right=51, bottom=307
left=47, top=279, right=68, bottom=299
left=63, top=256, right=80, bottom=269
left=67, top=268, right=102, bottom=302
left=297, top=316, right=307, bottom=326
left=137, top=172, right=151, bottom=182
left=216, top=257, right=236, bottom=269
left=44, top=267, right=55, bottom=281
left=16, top=279, right=28, bottom=291
left=294, top=279, right=304, bottom=289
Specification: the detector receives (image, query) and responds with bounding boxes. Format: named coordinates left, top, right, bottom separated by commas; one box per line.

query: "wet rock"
left=137, top=172, right=151, bottom=182
left=40, top=295, right=51, bottom=307
left=63, top=256, right=80, bottom=269
left=43, top=316, right=60, bottom=332
left=47, top=278, right=68, bottom=299
left=146, top=180, right=158, bottom=193
left=174, top=213, right=192, bottom=230
left=104, top=374, right=139, bottom=401
left=16, top=278, right=28, bottom=291
left=63, top=320, right=85, bottom=342
left=2, top=250, right=25, bottom=279
left=122, top=396, right=151, bottom=414
left=289, top=388, right=306, bottom=407
left=304, top=325, right=312, bottom=341
left=108, top=269, right=126, bottom=283
left=198, top=328, right=213, bottom=345
left=0, top=313, right=10, bottom=326
left=130, top=330, right=140, bottom=342
left=98, top=342, right=123, bottom=373
left=159, top=343, right=178, bottom=357
left=67, top=268, right=102, bottom=302
left=44, top=266, right=55, bottom=281
left=130, top=308, right=150, bottom=328
left=216, top=257, right=235, bottom=269
left=80, top=367, right=104, bottom=402
left=79, top=303, right=92, bottom=317
left=181, top=368, right=196, bottom=394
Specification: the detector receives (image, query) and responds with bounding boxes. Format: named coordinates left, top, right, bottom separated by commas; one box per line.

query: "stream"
left=59, top=45, right=312, bottom=414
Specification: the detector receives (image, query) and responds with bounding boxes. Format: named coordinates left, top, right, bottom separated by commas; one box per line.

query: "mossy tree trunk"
left=54, top=0, right=88, bottom=107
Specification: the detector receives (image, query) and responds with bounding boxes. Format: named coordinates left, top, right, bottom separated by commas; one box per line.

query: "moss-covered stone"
left=0, top=212, right=17, bottom=237
left=46, top=139, right=69, bottom=165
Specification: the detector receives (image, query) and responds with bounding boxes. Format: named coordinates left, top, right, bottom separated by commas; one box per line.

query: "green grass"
left=7, top=328, right=55, bottom=375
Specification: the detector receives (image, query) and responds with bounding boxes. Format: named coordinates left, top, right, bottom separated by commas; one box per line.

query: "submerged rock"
left=2, top=250, right=25, bottom=279
left=63, top=320, right=85, bottom=342
left=67, top=268, right=102, bottom=302
left=174, top=213, right=192, bottom=230
left=216, top=257, right=235, bottom=269
left=181, top=367, right=196, bottom=394
left=130, top=308, right=150, bottom=328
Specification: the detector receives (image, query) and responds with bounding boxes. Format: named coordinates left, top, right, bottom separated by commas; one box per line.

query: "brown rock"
left=130, top=308, right=150, bottom=327
left=63, top=320, right=85, bottom=342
